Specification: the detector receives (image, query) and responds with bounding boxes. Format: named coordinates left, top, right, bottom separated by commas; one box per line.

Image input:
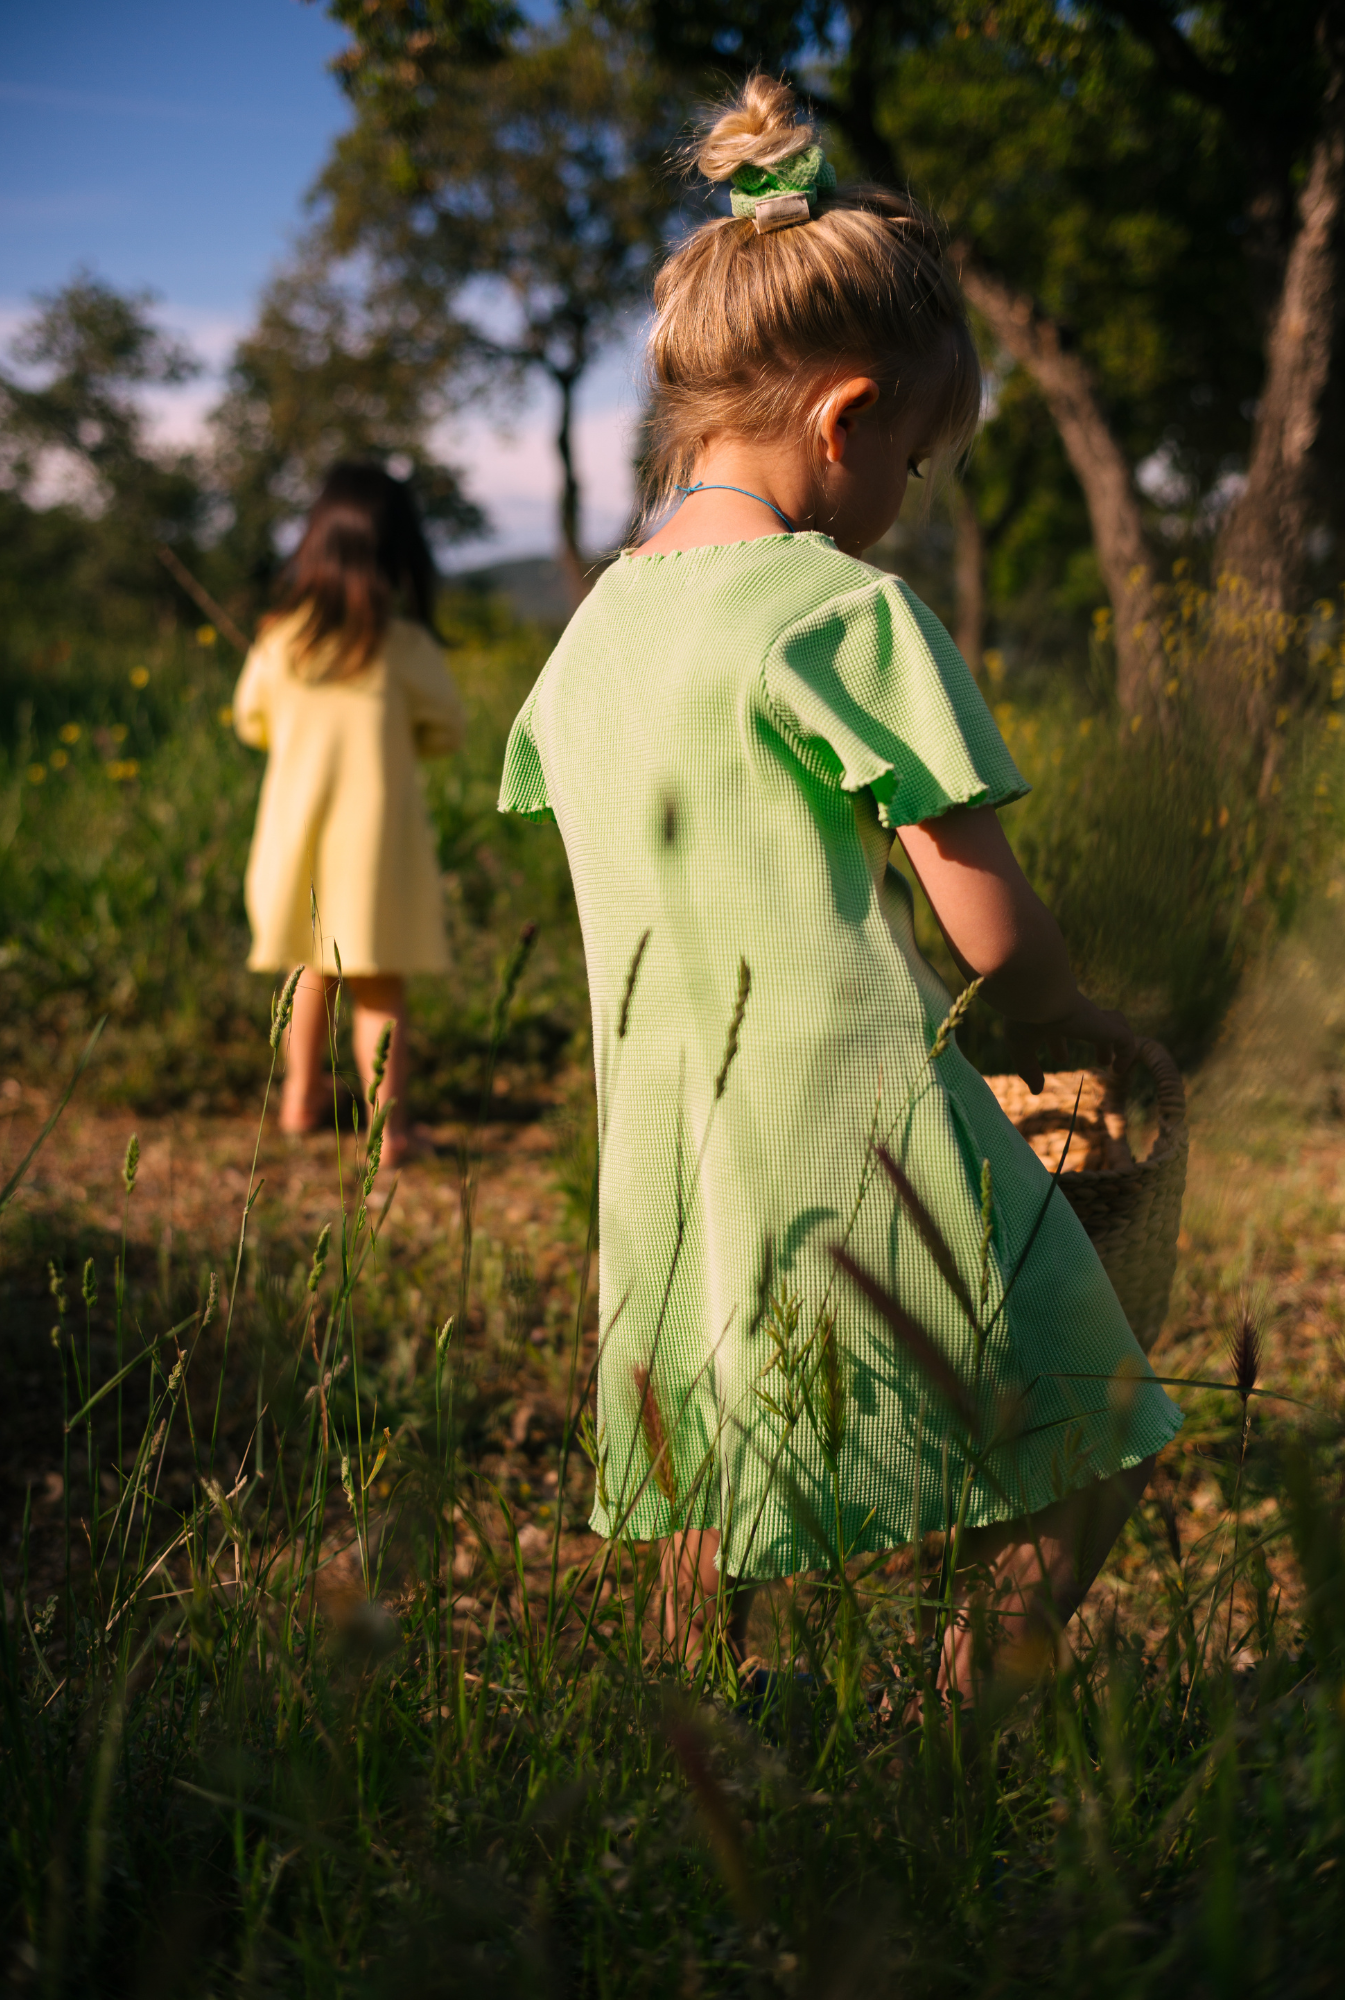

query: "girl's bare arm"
left=895, top=804, right=1133, bottom=1091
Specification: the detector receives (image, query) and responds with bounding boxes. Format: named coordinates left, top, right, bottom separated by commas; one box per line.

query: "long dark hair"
left=271, top=462, right=440, bottom=681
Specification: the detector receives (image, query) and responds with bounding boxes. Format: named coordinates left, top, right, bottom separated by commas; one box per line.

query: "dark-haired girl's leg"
left=346, top=975, right=412, bottom=1163
left=279, top=970, right=337, bottom=1134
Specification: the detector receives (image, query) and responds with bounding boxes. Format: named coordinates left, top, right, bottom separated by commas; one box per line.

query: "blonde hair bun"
left=695, top=75, right=815, bottom=183
left=645, top=74, right=982, bottom=518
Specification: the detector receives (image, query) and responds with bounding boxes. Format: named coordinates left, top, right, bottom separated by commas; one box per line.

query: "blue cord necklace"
left=674, top=481, right=795, bottom=533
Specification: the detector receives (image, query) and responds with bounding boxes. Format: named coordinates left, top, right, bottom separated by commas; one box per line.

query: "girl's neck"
left=638, top=441, right=824, bottom=557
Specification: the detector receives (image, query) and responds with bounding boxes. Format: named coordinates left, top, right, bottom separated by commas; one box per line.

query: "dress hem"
left=585, top=1399, right=1184, bottom=1582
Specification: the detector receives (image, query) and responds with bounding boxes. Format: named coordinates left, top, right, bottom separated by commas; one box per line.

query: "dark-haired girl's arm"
left=399, top=628, right=467, bottom=757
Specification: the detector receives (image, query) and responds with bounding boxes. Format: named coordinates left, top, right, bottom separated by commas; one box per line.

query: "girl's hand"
left=1006, top=993, right=1135, bottom=1094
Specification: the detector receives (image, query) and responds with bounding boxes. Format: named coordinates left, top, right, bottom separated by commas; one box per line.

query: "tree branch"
left=956, top=250, right=1164, bottom=713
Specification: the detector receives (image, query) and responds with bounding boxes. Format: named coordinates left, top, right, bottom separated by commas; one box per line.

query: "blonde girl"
left=234, top=463, right=464, bottom=1168
left=499, top=80, right=1182, bottom=1700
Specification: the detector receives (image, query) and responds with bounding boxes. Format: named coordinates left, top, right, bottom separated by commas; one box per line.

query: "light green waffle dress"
left=499, top=532, right=1182, bottom=1578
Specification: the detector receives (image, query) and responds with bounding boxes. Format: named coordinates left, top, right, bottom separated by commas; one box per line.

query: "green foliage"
left=0, top=276, right=210, bottom=636
left=313, top=8, right=688, bottom=566
left=210, top=265, right=485, bottom=601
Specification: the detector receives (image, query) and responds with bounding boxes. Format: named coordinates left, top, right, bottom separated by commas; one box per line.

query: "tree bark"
left=1214, top=84, right=1345, bottom=620
left=953, top=487, right=985, bottom=672
left=554, top=368, right=590, bottom=609
left=955, top=252, right=1164, bottom=715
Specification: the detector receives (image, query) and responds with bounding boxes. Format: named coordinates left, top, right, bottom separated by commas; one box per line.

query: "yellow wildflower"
left=196, top=624, right=217, bottom=647
left=27, top=764, right=45, bottom=785
left=50, top=749, right=68, bottom=770
left=129, top=666, right=150, bottom=689
left=58, top=722, right=80, bottom=745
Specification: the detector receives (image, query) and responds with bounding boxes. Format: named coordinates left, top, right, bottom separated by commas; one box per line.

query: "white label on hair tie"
left=752, top=191, right=812, bottom=234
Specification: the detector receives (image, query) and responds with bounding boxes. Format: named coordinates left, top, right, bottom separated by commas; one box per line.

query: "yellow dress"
left=233, top=609, right=465, bottom=976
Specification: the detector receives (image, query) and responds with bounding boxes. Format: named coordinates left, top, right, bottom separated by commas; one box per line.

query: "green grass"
left=3, top=982, right=1345, bottom=1996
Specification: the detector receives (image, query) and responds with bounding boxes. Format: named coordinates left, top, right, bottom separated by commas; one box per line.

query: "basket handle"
left=1134, top=1037, right=1185, bottom=1131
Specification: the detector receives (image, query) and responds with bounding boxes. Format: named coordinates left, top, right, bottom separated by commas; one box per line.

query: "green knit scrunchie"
left=729, top=142, right=837, bottom=221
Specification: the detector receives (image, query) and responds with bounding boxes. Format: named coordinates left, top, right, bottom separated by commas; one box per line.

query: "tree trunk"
left=1214, top=83, right=1345, bottom=624
left=956, top=252, right=1164, bottom=715
left=953, top=487, right=985, bottom=672
left=554, top=369, right=589, bottom=609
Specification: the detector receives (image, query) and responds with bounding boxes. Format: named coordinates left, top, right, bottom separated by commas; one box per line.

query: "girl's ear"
left=819, top=377, right=881, bottom=465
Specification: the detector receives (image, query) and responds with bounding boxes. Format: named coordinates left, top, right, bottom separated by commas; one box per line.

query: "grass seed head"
left=714, top=957, right=751, bottom=1100
left=490, top=921, right=539, bottom=1046
left=362, top=1106, right=387, bottom=1197
left=269, top=966, right=303, bottom=1052
left=1229, top=1298, right=1263, bottom=1401
left=816, top=1312, right=848, bottom=1462
left=122, top=1131, right=139, bottom=1195
left=978, top=1158, right=994, bottom=1311
left=81, top=1256, right=97, bottom=1308
left=307, top=1223, right=332, bottom=1293
left=201, top=1271, right=218, bottom=1331
left=634, top=1366, right=679, bottom=1507
left=929, top=976, right=984, bottom=1061
left=369, top=1020, right=393, bottom=1104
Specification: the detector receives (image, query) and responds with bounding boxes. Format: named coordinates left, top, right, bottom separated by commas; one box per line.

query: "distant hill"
left=449, top=555, right=572, bottom=625
left=448, top=551, right=625, bottom=625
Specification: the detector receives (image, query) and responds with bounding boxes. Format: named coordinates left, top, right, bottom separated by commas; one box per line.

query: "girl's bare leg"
left=345, top=975, right=411, bottom=1161
left=936, top=1455, right=1155, bottom=1706
left=279, top=970, right=337, bottom=1134
left=659, top=1528, right=755, bottom=1667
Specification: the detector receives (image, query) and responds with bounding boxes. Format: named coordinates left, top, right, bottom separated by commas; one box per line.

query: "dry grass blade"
left=830, top=1246, right=977, bottom=1434
left=874, top=1145, right=977, bottom=1329
left=0, top=1017, right=105, bottom=1216
left=618, top=927, right=652, bottom=1039
left=664, top=1709, right=761, bottom=1926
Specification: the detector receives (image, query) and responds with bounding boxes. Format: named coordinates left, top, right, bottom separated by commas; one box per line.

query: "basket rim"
left=982, top=1036, right=1187, bottom=1183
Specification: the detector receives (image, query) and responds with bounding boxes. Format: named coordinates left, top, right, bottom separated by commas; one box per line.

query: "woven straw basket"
left=983, top=1039, right=1188, bottom=1353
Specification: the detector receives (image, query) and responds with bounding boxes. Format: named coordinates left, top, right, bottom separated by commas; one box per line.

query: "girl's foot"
left=278, top=1088, right=331, bottom=1137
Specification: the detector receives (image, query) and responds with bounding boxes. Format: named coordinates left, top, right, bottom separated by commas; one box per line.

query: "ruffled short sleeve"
left=762, top=575, right=1027, bottom=828
left=497, top=674, right=556, bottom=824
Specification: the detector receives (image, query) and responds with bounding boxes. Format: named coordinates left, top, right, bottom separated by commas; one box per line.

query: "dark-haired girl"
left=234, top=463, right=464, bottom=1164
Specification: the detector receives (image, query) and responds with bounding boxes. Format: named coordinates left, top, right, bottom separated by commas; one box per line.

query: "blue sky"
left=0, top=0, right=638, bottom=561
left=1, top=1, right=348, bottom=331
